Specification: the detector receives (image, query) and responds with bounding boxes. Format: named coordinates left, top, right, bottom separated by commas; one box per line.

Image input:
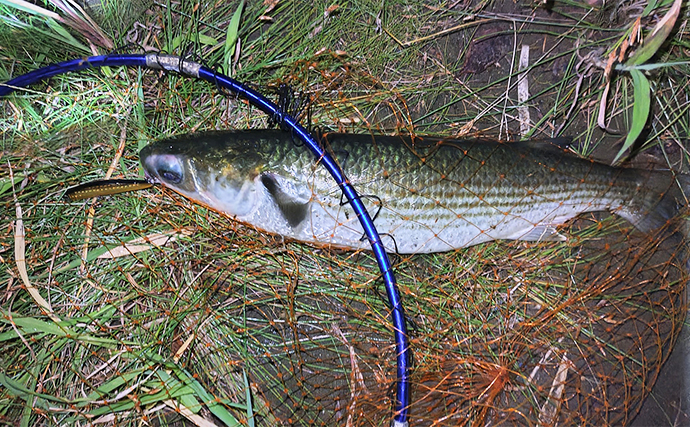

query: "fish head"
left=139, top=133, right=266, bottom=218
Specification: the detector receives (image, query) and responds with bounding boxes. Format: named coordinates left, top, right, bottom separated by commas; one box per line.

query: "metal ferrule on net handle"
left=0, top=52, right=410, bottom=427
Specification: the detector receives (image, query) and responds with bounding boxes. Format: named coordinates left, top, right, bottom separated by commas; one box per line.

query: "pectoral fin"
left=260, top=173, right=310, bottom=228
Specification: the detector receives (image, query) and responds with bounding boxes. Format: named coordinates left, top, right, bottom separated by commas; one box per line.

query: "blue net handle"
left=0, top=53, right=410, bottom=426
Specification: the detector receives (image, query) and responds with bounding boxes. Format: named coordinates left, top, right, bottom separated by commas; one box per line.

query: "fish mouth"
left=143, top=169, right=160, bottom=185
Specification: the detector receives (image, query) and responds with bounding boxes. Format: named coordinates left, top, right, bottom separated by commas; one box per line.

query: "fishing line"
left=0, top=52, right=410, bottom=426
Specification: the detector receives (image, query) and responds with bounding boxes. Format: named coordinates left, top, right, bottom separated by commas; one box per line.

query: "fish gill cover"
left=1, top=1, right=689, bottom=426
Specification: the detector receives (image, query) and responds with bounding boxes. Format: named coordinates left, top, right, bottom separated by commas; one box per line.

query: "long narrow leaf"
left=224, top=0, right=245, bottom=68
left=0, top=0, right=59, bottom=20
left=0, top=371, right=71, bottom=405
left=626, top=0, right=681, bottom=66
left=243, top=368, right=255, bottom=427
left=0, top=312, right=130, bottom=347
left=614, top=68, right=651, bottom=164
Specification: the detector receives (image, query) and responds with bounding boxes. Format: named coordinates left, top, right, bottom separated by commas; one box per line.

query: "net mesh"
left=2, top=169, right=687, bottom=426
left=175, top=213, right=688, bottom=426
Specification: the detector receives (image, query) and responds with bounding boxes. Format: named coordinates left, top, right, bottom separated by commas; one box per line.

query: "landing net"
left=2, top=132, right=687, bottom=426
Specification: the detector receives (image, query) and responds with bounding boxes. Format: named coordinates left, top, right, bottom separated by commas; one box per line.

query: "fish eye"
left=153, top=156, right=184, bottom=184
left=159, top=168, right=183, bottom=184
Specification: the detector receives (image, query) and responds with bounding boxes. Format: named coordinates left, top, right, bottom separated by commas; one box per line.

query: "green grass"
left=1, top=0, right=689, bottom=426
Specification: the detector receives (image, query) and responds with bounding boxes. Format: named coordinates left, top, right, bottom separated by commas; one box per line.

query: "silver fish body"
left=140, top=130, right=688, bottom=254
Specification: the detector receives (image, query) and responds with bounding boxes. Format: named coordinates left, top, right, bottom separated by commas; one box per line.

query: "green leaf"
left=156, top=370, right=203, bottom=412
left=0, top=0, right=59, bottom=20
left=243, top=368, right=255, bottom=427
left=170, top=365, right=243, bottom=426
left=0, top=174, right=24, bottom=197
left=0, top=370, right=70, bottom=405
left=617, top=60, right=690, bottom=72
left=164, top=33, right=219, bottom=53
left=178, top=393, right=202, bottom=413
left=641, top=0, right=662, bottom=17
left=614, top=69, right=651, bottom=164
left=82, top=370, right=143, bottom=404
left=626, top=0, right=681, bottom=66
left=43, top=17, right=90, bottom=53
left=224, top=0, right=245, bottom=69
left=198, top=34, right=219, bottom=46
left=0, top=311, right=130, bottom=347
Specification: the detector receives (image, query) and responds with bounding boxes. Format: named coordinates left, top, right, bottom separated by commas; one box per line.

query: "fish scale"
left=140, top=129, right=689, bottom=253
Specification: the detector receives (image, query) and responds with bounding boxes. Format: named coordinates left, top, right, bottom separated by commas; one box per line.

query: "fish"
left=139, top=129, right=689, bottom=254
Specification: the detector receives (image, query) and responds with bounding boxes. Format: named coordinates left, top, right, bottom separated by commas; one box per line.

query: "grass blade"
left=626, top=0, right=681, bottom=66
left=0, top=0, right=59, bottom=20
left=224, top=0, right=245, bottom=69
left=243, top=368, right=255, bottom=427
left=614, top=68, right=651, bottom=164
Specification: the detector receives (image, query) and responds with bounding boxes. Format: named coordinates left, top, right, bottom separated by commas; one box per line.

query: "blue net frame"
left=0, top=52, right=411, bottom=426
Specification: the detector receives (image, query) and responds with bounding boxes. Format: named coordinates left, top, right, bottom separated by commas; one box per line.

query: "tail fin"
left=621, top=171, right=690, bottom=233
